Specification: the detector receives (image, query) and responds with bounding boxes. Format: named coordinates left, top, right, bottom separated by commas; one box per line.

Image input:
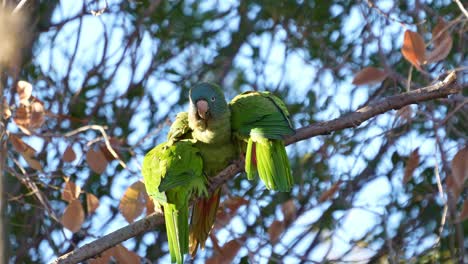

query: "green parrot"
left=142, top=137, right=208, bottom=264
left=230, top=91, right=295, bottom=192
left=167, top=83, right=237, bottom=256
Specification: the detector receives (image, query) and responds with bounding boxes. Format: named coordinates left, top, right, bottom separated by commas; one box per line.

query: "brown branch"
left=52, top=71, right=463, bottom=264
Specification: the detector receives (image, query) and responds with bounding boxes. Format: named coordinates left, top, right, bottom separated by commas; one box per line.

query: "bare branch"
left=52, top=71, right=463, bottom=264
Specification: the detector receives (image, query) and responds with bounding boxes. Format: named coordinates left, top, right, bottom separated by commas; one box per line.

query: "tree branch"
left=52, top=71, right=462, bottom=264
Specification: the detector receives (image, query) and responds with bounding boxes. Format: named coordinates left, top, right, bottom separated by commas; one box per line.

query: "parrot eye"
left=211, top=96, right=216, bottom=102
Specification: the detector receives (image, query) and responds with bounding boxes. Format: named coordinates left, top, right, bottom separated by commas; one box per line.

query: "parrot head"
left=189, top=83, right=228, bottom=124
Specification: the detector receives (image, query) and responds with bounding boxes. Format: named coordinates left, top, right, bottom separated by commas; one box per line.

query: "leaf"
left=458, top=198, right=468, bottom=222
left=22, top=154, right=43, bottom=171
left=268, top=220, right=285, bottom=245
left=401, top=30, right=426, bottom=70
left=9, top=134, right=28, bottom=153
left=13, top=106, right=30, bottom=127
left=119, top=181, right=147, bottom=223
left=113, top=245, right=140, bottom=263
left=16, top=80, right=32, bottom=105
left=281, top=199, right=296, bottom=224
left=99, top=138, right=122, bottom=161
left=426, top=34, right=452, bottom=63
left=214, top=196, right=248, bottom=230
left=61, top=178, right=81, bottom=203
left=88, top=248, right=113, bottom=264
left=29, top=101, right=45, bottom=128
left=61, top=199, right=85, bottom=233
left=448, top=147, right=468, bottom=199
left=145, top=194, right=157, bottom=216
left=86, top=147, right=108, bottom=174
left=206, top=236, right=246, bottom=264
left=432, top=18, right=450, bottom=47
left=319, top=180, right=342, bottom=202
left=352, top=67, right=388, bottom=85
left=86, top=193, right=100, bottom=215
left=63, top=145, right=77, bottom=162
left=403, top=148, right=420, bottom=184
left=396, top=106, right=413, bottom=123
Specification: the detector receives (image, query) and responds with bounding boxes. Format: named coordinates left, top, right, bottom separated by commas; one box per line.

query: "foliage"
left=0, top=0, right=466, bottom=263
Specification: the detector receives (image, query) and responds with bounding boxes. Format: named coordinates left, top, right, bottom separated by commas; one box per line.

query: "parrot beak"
left=196, top=100, right=209, bottom=120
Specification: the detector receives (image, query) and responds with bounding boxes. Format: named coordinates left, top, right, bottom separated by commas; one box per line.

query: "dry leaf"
left=13, top=106, right=30, bottom=127
left=403, top=148, right=420, bottom=184
left=458, top=198, right=468, bottom=222
left=396, top=106, right=413, bottom=123
left=88, top=248, right=113, bottom=264
left=145, top=194, right=157, bottom=216
left=16, top=80, right=32, bottom=104
left=86, top=147, right=108, bottom=174
left=9, top=134, right=28, bottom=153
left=63, top=145, right=77, bottom=162
left=113, top=245, right=140, bottom=263
left=86, top=193, right=100, bottom=215
left=99, top=138, right=122, bottom=162
left=319, top=180, right=342, bottom=202
left=29, top=101, right=45, bottom=128
left=214, top=197, right=248, bottom=230
left=426, top=35, right=452, bottom=63
left=448, top=147, right=468, bottom=199
left=352, top=67, right=388, bottom=85
left=401, top=30, right=426, bottom=70
left=206, top=236, right=246, bottom=264
left=432, top=18, right=450, bottom=47
left=61, top=178, right=81, bottom=203
left=61, top=199, right=85, bottom=233
left=119, top=181, right=147, bottom=223
left=281, top=199, right=297, bottom=224
left=268, top=220, right=285, bottom=245
left=22, top=154, right=42, bottom=171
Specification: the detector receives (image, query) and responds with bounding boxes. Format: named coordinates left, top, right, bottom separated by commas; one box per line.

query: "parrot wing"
left=167, top=112, right=192, bottom=142
left=229, top=91, right=294, bottom=192
left=142, top=140, right=207, bottom=264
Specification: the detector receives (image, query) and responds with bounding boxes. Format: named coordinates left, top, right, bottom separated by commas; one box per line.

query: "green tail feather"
left=245, top=138, right=257, bottom=180
left=164, top=202, right=189, bottom=264
left=255, top=139, right=293, bottom=192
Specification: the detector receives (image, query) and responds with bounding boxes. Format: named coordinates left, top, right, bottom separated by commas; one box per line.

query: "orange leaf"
left=426, top=35, right=452, bottom=63
left=432, top=18, right=450, bottom=47
left=61, top=199, right=85, bottom=233
left=63, top=145, right=77, bottom=162
left=86, top=147, right=108, bottom=174
left=119, top=181, right=147, bottom=223
left=458, top=198, right=468, bottom=222
left=396, top=106, right=413, bottom=123
left=352, top=67, right=388, bottom=85
left=403, top=148, right=420, bottom=184
left=449, top=147, right=468, bottom=199
left=214, top=196, right=248, bottom=231
left=319, top=180, right=342, bottom=202
left=88, top=248, right=113, bottom=264
left=268, top=220, right=285, bottom=245
left=61, top=178, right=81, bottom=202
left=401, top=30, right=426, bottom=70
left=9, top=134, right=28, bottom=153
left=86, top=193, right=100, bottom=215
left=16, top=80, right=32, bottom=104
left=113, top=245, right=140, bottom=263
left=281, top=199, right=296, bottom=224
left=22, top=154, right=42, bottom=171
left=206, top=236, right=246, bottom=264
left=29, top=101, right=45, bottom=128
left=13, top=106, right=30, bottom=127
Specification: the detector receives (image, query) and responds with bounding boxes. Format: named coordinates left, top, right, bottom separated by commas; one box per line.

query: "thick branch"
left=53, top=72, right=462, bottom=264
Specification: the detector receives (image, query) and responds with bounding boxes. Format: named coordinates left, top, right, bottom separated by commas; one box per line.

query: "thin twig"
left=453, top=0, right=468, bottom=18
